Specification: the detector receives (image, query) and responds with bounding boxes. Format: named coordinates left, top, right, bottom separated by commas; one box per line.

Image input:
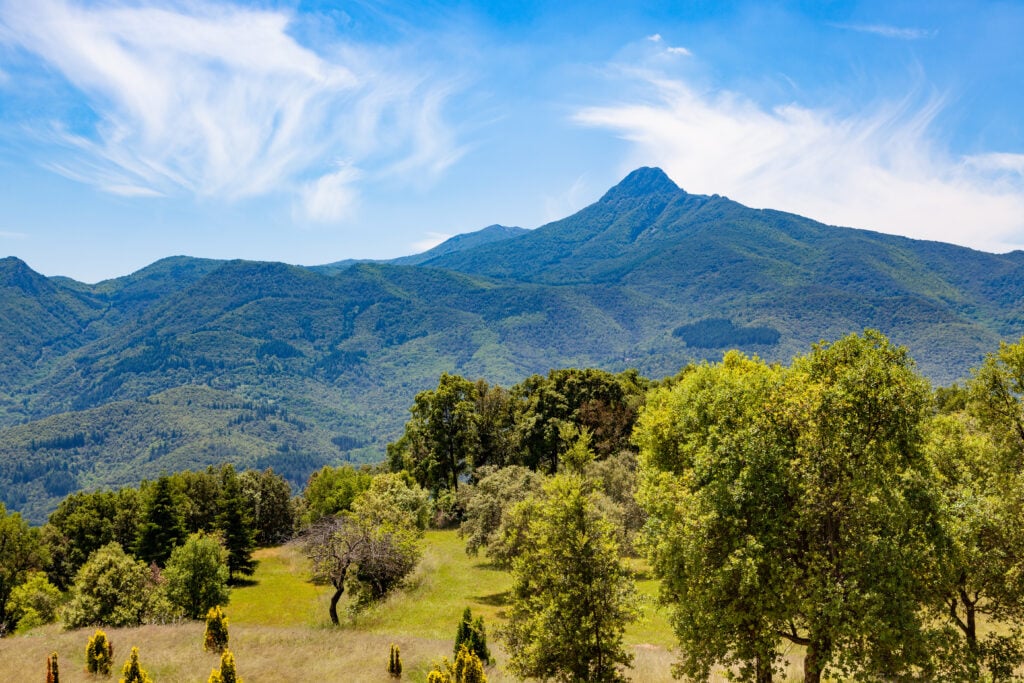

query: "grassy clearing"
left=0, top=530, right=806, bottom=682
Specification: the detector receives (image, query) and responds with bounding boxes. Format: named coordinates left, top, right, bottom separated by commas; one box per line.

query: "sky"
left=1, top=1, right=1023, bottom=283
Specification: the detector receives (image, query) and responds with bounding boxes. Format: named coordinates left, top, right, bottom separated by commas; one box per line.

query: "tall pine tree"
left=135, top=476, right=185, bottom=566
left=217, top=466, right=256, bottom=583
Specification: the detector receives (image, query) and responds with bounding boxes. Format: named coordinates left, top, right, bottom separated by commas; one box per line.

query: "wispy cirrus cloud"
left=410, top=232, right=452, bottom=253
left=575, top=71, right=1024, bottom=252
left=0, top=0, right=466, bottom=221
left=833, top=23, right=937, bottom=40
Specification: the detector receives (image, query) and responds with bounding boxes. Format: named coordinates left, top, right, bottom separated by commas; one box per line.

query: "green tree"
left=459, top=465, right=543, bottom=564
left=0, top=503, right=47, bottom=635
left=390, top=373, right=480, bottom=493
left=305, top=479, right=423, bottom=623
left=43, top=487, right=141, bottom=590
left=216, top=466, right=256, bottom=583
left=511, top=368, right=646, bottom=472
left=8, top=571, right=61, bottom=632
left=454, top=607, right=490, bottom=665
left=301, top=464, right=374, bottom=525
left=63, top=542, right=171, bottom=628
left=238, top=468, right=295, bottom=545
left=636, top=333, right=943, bottom=683
left=502, top=433, right=637, bottom=682
left=163, top=532, right=230, bottom=619
left=634, top=352, right=794, bottom=681
left=119, top=647, right=152, bottom=683
left=923, top=336, right=1024, bottom=678
left=135, top=476, right=186, bottom=566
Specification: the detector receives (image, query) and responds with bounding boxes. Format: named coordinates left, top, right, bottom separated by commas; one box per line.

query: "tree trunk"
left=329, top=584, right=344, bottom=625
left=756, top=653, right=773, bottom=683
left=803, top=638, right=829, bottom=683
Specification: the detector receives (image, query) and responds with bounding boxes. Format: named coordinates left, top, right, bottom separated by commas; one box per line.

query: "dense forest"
left=3, top=330, right=1024, bottom=681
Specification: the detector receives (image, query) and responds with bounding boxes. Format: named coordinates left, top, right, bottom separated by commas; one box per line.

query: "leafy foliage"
left=208, top=648, right=240, bottom=683
left=454, top=607, right=490, bottom=665
left=7, top=572, right=61, bottom=632
left=502, top=434, right=638, bottom=682
left=636, top=332, right=944, bottom=682
left=163, top=533, right=230, bottom=619
left=63, top=542, right=171, bottom=628
left=0, top=503, right=47, bottom=635
left=388, top=644, right=403, bottom=678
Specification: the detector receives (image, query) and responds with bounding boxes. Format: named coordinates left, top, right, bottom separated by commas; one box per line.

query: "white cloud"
left=834, top=23, right=937, bottom=40
left=0, top=0, right=463, bottom=217
left=300, top=166, right=361, bottom=223
left=575, top=75, right=1024, bottom=253
left=666, top=46, right=692, bottom=56
left=646, top=34, right=663, bottom=43
left=543, top=175, right=590, bottom=223
left=411, top=232, right=452, bottom=253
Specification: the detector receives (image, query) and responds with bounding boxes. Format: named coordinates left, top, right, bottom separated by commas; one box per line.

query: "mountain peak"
left=599, top=167, right=681, bottom=203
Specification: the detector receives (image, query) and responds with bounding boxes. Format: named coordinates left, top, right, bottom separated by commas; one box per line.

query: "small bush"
left=208, top=648, right=241, bottom=683
left=453, top=645, right=487, bottom=683
left=204, top=606, right=229, bottom=653
left=119, top=647, right=151, bottom=683
left=46, top=652, right=59, bottom=683
left=454, top=608, right=490, bottom=665
left=86, top=629, right=114, bottom=676
left=388, top=644, right=403, bottom=678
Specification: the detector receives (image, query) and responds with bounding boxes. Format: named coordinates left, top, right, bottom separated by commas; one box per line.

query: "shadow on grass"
left=473, top=591, right=510, bottom=607
left=229, top=577, right=259, bottom=588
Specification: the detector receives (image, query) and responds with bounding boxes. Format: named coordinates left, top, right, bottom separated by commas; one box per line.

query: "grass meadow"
left=0, top=530, right=808, bottom=682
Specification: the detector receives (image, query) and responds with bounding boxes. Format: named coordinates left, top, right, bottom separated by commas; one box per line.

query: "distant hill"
left=2, top=167, right=1023, bottom=521
left=308, top=224, right=528, bottom=274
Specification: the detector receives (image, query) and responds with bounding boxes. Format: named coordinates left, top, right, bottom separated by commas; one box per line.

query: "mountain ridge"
left=3, top=167, right=1024, bottom=521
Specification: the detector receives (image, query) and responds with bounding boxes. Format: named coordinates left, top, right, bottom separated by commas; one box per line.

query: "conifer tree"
left=388, top=644, right=403, bottom=678
left=46, top=652, right=59, bottom=683
left=86, top=629, right=114, bottom=675
left=208, top=649, right=240, bottom=683
left=217, top=467, right=256, bottom=583
left=204, top=606, right=230, bottom=653
left=454, top=608, right=490, bottom=664
left=453, top=645, right=487, bottom=683
left=135, top=476, right=185, bottom=566
left=119, top=647, right=152, bottom=683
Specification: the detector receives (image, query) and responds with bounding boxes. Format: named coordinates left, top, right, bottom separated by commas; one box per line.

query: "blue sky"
left=1, top=0, right=1023, bottom=282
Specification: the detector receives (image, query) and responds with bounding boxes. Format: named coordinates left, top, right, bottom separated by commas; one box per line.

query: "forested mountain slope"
left=2, top=167, right=1023, bottom=520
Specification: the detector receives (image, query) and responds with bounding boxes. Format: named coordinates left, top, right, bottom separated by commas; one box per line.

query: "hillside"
left=2, top=167, right=1024, bottom=520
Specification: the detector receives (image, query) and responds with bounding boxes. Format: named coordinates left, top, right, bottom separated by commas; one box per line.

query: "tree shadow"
left=473, top=590, right=510, bottom=607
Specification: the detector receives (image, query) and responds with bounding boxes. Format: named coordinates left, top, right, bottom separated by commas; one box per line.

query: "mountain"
left=2, top=167, right=1023, bottom=521
left=308, top=224, right=528, bottom=274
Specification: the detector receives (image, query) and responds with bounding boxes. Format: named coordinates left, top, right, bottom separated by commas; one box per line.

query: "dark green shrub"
left=204, top=606, right=229, bottom=653
left=454, top=608, right=490, bottom=665
left=86, top=629, right=114, bottom=675
left=388, top=643, right=403, bottom=678
left=119, top=647, right=152, bottom=683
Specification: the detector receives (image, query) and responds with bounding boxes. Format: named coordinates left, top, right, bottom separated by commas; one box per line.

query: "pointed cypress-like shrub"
left=453, top=645, right=487, bottom=683
left=86, top=629, right=114, bottom=675
left=46, top=652, right=59, bottom=683
left=119, top=647, right=152, bottom=683
left=388, top=644, right=403, bottom=678
left=208, top=648, right=240, bottom=683
left=204, top=606, right=229, bottom=653
left=453, top=608, right=490, bottom=665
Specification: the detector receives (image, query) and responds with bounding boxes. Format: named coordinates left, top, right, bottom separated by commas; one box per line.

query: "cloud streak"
left=833, top=23, right=937, bottom=40
left=575, top=73, right=1024, bottom=253
left=0, top=0, right=464, bottom=220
